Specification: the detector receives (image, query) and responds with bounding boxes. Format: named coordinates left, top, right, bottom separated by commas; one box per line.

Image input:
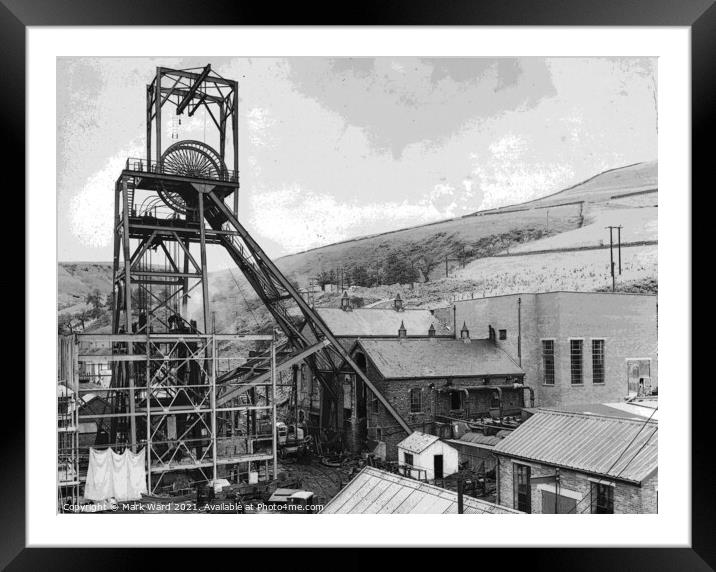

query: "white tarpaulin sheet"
left=84, top=447, right=148, bottom=501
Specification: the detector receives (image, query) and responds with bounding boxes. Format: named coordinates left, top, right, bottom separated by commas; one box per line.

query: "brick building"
left=297, top=295, right=451, bottom=433
left=344, top=326, right=528, bottom=460
left=492, top=410, right=658, bottom=514
left=447, top=292, right=658, bottom=408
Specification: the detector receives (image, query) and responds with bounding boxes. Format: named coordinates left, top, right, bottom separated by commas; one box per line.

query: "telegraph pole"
left=606, top=226, right=623, bottom=291
left=607, top=226, right=615, bottom=292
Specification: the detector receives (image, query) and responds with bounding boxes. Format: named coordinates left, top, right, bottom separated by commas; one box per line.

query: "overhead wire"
left=564, top=406, right=658, bottom=514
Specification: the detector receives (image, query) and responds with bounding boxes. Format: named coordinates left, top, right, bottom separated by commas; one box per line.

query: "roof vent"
left=461, top=322, right=471, bottom=344
left=394, top=293, right=404, bottom=312
left=398, top=320, right=407, bottom=338
left=428, top=323, right=436, bottom=337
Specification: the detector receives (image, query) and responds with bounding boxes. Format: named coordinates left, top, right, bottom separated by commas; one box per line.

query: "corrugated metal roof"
left=355, top=338, right=524, bottom=379
left=603, top=401, right=659, bottom=421
left=316, top=308, right=450, bottom=337
left=320, top=467, right=521, bottom=514
left=530, top=402, right=658, bottom=422
left=456, top=432, right=503, bottom=447
left=397, top=431, right=441, bottom=454
left=493, top=410, right=657, bottom=484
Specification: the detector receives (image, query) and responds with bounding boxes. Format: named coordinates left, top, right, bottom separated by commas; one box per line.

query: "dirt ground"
left=276, top=457, right=356, bottom=506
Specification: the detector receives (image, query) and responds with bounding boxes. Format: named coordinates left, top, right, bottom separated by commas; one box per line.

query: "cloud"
left=246, top=107, right=278, bottom=149
left=471, top=133, right=576, bottom=210
left=250, top=184, right=457, bottom=254
left=58, top=56, right=657, bottom=262
left=70, top=141, right=143, bottom=248
left=287, top=57, right=555, bottom=158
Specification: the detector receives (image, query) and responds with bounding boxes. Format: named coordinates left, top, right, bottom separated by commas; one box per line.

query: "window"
left=570, top=339, right=584, bottom=385
left=403, top=452, right=414, bottom=467
left=514, top=464, right=531, bottom=513
left=592, top=339, right=605, bottom=384
left=450, top=390, right=462, bottom=410
left=542, top=340, right=555, bottom=385
left=591, top=482, right=614, bottom=513
left=499, top=329, right=507, bottom=340
left=410, top=388, right=422, bottom=413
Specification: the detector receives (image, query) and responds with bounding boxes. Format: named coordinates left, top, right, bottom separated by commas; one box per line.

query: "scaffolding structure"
left=58, top=332, right=279, bottom=502
left=57, top=336, right=80, bottom=508
left=58, top=64, right=414, bottom=508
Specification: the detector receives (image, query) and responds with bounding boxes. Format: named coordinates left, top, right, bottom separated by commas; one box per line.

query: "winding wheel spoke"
left=157, top=140, right=226, bottom=215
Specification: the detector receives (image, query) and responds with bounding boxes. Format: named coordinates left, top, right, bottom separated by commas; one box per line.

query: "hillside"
left=276, top=202, right=582, bottom=284
left=58, top=262, right=113, bottom=314
left=59, top=160, right=658, bottom=334
left=476, top=160, right=657, bottom=212
left=273, top=160, right=657, bottom=286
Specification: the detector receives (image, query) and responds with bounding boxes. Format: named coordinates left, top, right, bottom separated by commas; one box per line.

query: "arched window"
left=410, top=388, right=422, bottom=413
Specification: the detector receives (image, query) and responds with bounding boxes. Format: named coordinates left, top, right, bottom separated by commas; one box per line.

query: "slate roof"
left=354, top=338, right=524, bottom=379
left=320, top=467, right=521, bottom=514
left=493, top=410, right=658, bottom=484
left=397, top=431, right=441, bottom=454
left=315, top=307, right=450, bottom=337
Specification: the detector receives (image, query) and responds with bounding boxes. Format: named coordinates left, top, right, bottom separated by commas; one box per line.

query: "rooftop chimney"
left=398, top=320, right=407, bottom=338
left=394, top=293, right=404, bottom=312
left=428, top=323, right=436, bottom=337
left=460, top=322, right=470, bottom=343
left=340, top=290, right=352, bottom=312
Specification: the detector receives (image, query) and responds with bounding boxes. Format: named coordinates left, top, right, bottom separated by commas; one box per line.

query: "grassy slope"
left=275, top=202, right=583, bottom=284
left=58, top=262, right=113, bottom=313
left=59, top=161, right=658, bottom=332
left=507, top=205, right=657, bottom=254
left=455, top=245, right=657, bottom=299
left=476, top=160, right=657, bottom=212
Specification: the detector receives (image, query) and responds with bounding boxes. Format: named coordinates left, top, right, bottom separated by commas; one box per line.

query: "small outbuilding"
left=397, top=431, right=459, bottom=481
left=492, top=410, right=658, bottom=514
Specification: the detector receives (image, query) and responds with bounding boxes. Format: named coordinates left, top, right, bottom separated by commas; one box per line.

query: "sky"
left=57, top=56, right=657, bottom=265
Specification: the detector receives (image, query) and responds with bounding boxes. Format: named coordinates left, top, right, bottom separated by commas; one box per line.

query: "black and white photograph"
left=55, top=55, right=660, bottom=516
left=11, top=13, right=700, bottom=559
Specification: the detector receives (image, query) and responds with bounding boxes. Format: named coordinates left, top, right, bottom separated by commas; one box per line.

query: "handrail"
left=124, top=157, right=239, bottom=183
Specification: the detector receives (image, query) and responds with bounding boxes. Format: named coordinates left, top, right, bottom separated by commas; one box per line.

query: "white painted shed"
left=397, top=431, right=459, bottom=482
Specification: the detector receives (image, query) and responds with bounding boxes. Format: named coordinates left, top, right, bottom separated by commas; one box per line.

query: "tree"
left=351, top=265, right=371, bottom=287
left=77, top=310, right=92, bottom=331
left=86, top=288, right=105, bottom=319
left=58, top=314, right=75, bottom=335
left=314, top=271, right=332, bottom=291
left=414, top=252, right=441, bottom=282
left=382, top=251, right=418, bottom=285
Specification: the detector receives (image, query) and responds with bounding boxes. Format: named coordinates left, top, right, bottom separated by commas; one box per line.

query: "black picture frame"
left=7, top=0, right=705, bottom=568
